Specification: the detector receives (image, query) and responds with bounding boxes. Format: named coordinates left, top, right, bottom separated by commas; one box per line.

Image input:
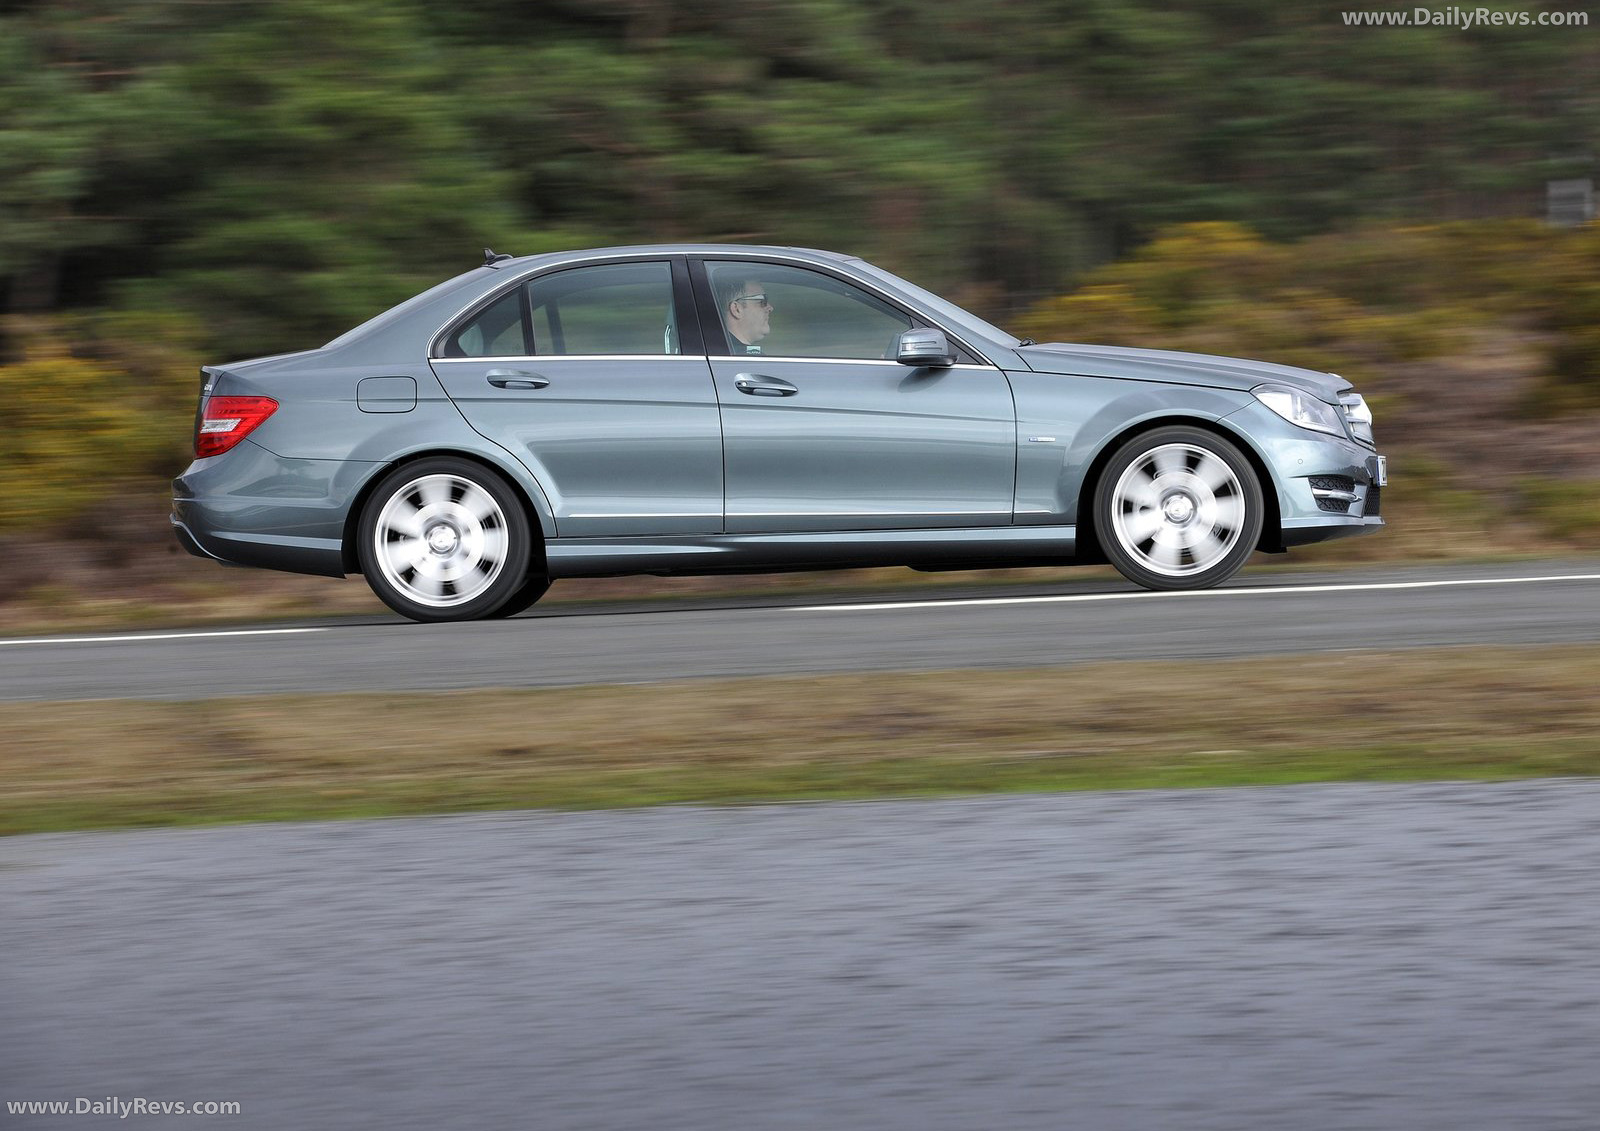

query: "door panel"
left=433, top=358, right=723, bottom=537
left=430, top=259, right=722, bottom=537
left=712, top=358, right=1016, bottom=532
left=695, top=258, right=1016, bottom=534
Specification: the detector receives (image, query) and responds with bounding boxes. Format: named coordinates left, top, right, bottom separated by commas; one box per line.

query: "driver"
left=716, top=276, right=773, bottom=354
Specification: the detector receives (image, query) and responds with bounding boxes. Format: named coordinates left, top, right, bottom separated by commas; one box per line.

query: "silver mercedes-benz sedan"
left=173, top=245, right=1385, bottom=622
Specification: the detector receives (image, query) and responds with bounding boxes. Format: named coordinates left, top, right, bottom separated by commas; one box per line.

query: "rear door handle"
left=734, top=373, right=798, bottom=397
left=486, top=369, right=549, bottom=390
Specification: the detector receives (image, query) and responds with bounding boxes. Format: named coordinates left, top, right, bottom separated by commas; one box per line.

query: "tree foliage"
left=2, top=0, right=1599, bottom=539
left=1, top=0, right=1596, bottom=359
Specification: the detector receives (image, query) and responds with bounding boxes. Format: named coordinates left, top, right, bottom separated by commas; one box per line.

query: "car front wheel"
left=1094, top=426, right=1264, bottom=591
left=357, top=458, right=534, bottom=622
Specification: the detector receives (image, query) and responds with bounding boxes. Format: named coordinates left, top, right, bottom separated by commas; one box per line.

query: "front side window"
left=442, top=260, right=679, bottom=358
left=705, top=261, right=914, bottom=359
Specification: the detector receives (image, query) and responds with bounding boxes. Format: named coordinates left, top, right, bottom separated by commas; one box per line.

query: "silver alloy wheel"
left=371, top=473, right=509, bottom=608
left=1109, top=442, right=1247, bottom=577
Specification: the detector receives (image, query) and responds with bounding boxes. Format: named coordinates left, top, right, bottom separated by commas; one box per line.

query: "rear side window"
left=441, top=260, right=678, bottom=358
left=528, top=261, right=677, bottom=355
left=441, top=289, right=527, bottom=357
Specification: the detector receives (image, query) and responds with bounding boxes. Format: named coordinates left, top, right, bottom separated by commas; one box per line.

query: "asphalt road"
left=5, top=781, right=1599, bottom=1130
left=3, top=561, right=1600, bottom=701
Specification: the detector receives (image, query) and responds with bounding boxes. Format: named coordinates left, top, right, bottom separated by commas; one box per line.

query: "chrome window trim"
left=714, top=357, right=997, bottom=370
left=432, top=354, right=709, bottom=364
left=427, top=249, right=1001, bottom=368
left=432, top=354, right=996, bottom=371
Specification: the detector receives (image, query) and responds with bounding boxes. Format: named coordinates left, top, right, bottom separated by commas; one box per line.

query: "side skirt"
left=544, top=525, right=1078, bottom=579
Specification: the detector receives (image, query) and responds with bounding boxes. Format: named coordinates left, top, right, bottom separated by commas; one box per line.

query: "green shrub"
left=1518, top=477, right=1600, bottom=547
left=1018, top=219, right=1600, bottom=413
left=1539, top=226, right=1600, bottom=398
left=0, top=316, right=197, bottom=532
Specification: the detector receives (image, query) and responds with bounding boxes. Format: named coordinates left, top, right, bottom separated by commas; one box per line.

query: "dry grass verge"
left=5, top=645, right=1599, bottom=834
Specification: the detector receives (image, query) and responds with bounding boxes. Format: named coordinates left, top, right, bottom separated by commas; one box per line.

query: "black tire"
left=1093, top=426, right=1264, bottom=591
left=356, top=457, right=534, bottom=622
left=485, top=573, right=552, bottom=619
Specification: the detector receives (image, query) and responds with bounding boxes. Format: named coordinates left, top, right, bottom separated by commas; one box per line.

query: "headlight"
left=1252, top=384, right=1345, bottom=437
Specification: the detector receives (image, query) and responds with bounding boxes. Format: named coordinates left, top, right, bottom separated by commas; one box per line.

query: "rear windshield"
left=322, top=269, right=492, bottom=350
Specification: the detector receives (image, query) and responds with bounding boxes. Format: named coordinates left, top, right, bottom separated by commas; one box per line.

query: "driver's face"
left=727, top=282, right=772, bottom=344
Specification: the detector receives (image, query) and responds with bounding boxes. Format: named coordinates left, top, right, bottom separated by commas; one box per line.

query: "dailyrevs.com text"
left=7, top=1097, right=241, bottom=1119
left=1343, top=7, right=1589, bottom=27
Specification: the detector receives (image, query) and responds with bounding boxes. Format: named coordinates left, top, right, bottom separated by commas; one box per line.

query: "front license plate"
left=1374, top=455, right=1388, bottom=487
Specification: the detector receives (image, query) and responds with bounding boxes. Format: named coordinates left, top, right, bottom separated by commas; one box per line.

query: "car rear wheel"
left=357, top=458, right=534, bottom=622
left=1094, top=426, right=1263, bottom=591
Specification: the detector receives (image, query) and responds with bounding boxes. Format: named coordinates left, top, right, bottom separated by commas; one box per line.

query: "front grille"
left=1317, top=496, right=1353, bottom=513
left=1339, top=393, right=1375, bottom=447
left=1309, top=475, right=1355, bottom=492
left=1364, top=485, right=1381, bottom=516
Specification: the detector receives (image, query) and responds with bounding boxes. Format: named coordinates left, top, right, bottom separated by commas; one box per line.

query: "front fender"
left=1009, top=371, right=1254, bottom=524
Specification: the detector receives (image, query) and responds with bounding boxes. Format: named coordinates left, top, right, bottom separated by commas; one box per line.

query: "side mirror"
left=895, top=328, right=955, bottom=368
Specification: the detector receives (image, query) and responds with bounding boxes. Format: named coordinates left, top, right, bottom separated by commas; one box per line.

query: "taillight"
left=196, top=396, right=278, bottom=458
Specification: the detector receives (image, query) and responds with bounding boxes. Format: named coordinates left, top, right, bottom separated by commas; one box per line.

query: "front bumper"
left=1224, top=401, right=1387, bottom=549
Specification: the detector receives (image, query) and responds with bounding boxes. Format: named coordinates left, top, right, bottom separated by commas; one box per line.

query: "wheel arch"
left=340, top=448, right=553, bottom=576
left=1075, top=415, right=1283, bottom=561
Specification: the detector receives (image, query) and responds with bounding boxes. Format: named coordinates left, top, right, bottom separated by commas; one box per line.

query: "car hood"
left=1018, top=343, right=1351, bottom=401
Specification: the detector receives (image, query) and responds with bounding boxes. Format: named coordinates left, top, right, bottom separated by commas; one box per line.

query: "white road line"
left=5, top=573, right=1599, bottom=641
left=0, top=628, right=327, bottom=647
left=789, top=573, right=1600, bottom=613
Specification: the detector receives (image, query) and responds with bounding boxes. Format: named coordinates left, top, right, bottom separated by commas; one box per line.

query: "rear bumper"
left=172, top=442, right=361, bottom=578
left=171, top=514, right=229, bottom=563
left=171, top=503, right=347, bottom=577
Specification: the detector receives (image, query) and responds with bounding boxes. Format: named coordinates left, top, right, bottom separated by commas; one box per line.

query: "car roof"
left=488, top=244, right=861, bottom=271
left=318, top=245, right=865, bottom=360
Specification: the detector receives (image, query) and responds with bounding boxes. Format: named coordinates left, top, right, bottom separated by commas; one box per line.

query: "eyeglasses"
left=733, top=294, right=771, bottom=308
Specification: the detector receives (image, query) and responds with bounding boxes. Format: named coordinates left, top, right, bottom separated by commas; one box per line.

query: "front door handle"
left=734, top=373, right=798, bottom=397
left=486, top=369, right=550, bottom=390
